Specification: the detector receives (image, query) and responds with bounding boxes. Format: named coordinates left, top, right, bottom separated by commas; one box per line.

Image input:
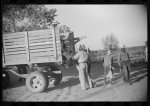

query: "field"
left=2, top=61, right=147, bottom=101
left=90, top=46, right=145, bottom=63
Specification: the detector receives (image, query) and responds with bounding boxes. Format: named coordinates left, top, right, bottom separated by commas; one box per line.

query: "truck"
left=2, top=22, right=81, bottom=93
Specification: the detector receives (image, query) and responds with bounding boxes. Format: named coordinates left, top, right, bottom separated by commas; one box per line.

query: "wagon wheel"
left=26, top=71, right=48, bottom=93
left=2, top=70, right=10, bottom=89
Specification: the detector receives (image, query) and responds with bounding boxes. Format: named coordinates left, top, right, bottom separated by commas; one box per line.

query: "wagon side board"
left=3, top=27, right=62, bottom=66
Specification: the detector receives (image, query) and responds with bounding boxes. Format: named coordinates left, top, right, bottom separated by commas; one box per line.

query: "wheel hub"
left=31, top=76, right=42, bottom=88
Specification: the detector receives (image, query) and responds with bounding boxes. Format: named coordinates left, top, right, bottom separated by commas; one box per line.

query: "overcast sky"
left=46, top=5, right=147, bottom=50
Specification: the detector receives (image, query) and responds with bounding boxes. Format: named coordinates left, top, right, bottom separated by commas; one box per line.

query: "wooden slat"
left=3, top=35, right=25, bottom=40
left=3, top=43, right=25, bottom=49
left=30, top=48, right=54, bottom=53
left=30, top=56, right=56, bottom=63
left=29, top=44, right=54, bottom=50
left=4, top=61, right=28, bottom=66
left=29, top=42, right=54, bottom=46
left=4, top=44, right=26, bottom=49
left=6, top=57, right=27, bottom=61
left=5, top=51, right=27, bottom=55
left=29, top=35, right=53, bottom=40
left=3, top=38, right=25, bottom=43
left=28, top=32, right=52, bottom=36
left=4, top=49, right=26, bottom=54
left=29, top=41, right=53, bottom=45
left=5, top=58, right=28, bottom=64
left=4, top=42, right=25, bottom=48
left=4, top=41, right=25, bottom=46
left=4, top=47, right=26, bottom=52
left=3, top=39, right=25, bottom=46
left=5, top=53, right=27, bottom=59
left=3, top=32, right=26, bottom=38
left=28, top=30, right=52, bottom=36
left=29, top=38, right=53, bottom=44
left=30, top=51, right=55, bottom=57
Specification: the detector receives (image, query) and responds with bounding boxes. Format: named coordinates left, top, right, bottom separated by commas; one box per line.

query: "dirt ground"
left=2, top=62, right=147, bottom=101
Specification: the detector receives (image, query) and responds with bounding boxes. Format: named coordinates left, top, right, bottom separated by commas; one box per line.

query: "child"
left=102, top=50, right=114, bottom=86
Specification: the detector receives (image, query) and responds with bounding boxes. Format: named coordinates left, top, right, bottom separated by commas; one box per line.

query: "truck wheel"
left=2, top=71, right=10, bottom=89
left=26, top=71, right=48, bottom=93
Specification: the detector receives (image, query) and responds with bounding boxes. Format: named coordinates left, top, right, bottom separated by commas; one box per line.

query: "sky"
left=45, top=5, right=147, bottom=50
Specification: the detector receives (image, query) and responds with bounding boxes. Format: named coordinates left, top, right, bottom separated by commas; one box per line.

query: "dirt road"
left=2, top=62, right=147, bottom=101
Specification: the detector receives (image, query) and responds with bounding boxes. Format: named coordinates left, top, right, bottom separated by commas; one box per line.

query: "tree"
left=102, top=33, right=119, bottom=50
left=2, top=5, right=57, bottom=33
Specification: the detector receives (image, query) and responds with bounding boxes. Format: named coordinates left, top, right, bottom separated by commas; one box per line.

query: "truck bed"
left=3, top=27, right=62, bottom=66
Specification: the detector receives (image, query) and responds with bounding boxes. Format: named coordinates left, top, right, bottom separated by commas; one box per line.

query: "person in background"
left=61, top=38, right=71, bottom=69
left=72, top=45, right=93, bottom=90
left=118, top=46, right=131, bottom=83
left=87, top=48, right=96, bottom=87
left=145, top=41, right=148, bottom=63
left=102, top=50, right=114, bottom=86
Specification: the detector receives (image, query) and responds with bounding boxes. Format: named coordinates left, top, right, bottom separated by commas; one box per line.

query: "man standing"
left=118, top=46, right=131, bottom=83
left=72, top=45, right=93, bottom=90
left=102, top=50, right=113, bottom=86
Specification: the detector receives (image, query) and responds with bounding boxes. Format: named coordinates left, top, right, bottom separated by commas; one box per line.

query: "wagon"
left=2, top=23, right=76, bottom=93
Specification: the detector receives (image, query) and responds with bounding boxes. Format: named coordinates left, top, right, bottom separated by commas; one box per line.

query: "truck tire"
left=26, top=71, right=48, bottom=93
left=2, top=71, right=10, bottom=89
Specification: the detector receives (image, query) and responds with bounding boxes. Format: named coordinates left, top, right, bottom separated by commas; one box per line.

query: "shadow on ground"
left=45, top=77, right=79, bottom=92
left=2, top=72, right=26, bottom=90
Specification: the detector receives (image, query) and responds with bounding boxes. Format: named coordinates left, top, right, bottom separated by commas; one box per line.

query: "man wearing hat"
left=118, top=46, right=131, bottom=83
left=72, top=45, right=93, bottom=90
